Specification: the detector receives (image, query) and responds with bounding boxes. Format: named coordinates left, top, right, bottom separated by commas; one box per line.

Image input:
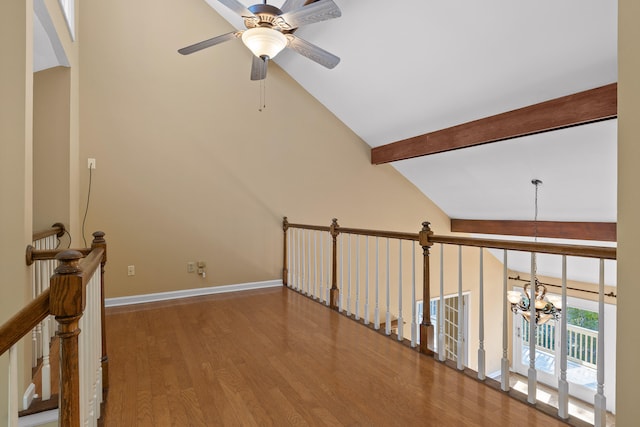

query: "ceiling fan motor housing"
left=246, top=4, right=292, bottom=31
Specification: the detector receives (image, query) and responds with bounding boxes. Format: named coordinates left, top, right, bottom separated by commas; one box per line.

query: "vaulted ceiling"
left=34, top=0, right=618, bottom=283
left=206, top=0, right=618, bottom=225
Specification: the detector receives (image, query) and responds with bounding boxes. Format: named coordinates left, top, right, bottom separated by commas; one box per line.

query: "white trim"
left=487, top=369, right=503, bottom=380
left=105, top=280, right=283, bottom=307
left=18, top=409, right=58, bottom=427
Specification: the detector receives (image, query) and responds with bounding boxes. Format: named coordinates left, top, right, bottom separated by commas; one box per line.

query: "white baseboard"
left=19, top=409, right=57, bottom=427
left=105, top=280, right=283, bottom=307
left=487, top=369, right=504, bottom=379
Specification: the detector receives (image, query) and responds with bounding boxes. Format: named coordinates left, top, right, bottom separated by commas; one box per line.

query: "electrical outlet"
left=187, top=262, right=195, bottom=273
left=127, top=265, right=135, bottom=276
left=88, top=158, right=96, bottom=169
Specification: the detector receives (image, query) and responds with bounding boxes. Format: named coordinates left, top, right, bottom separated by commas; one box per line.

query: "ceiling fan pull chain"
left=258, top=78, right=267, bottom=112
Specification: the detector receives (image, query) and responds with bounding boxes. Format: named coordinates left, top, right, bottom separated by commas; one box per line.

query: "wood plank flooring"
left=102, top=287, right=569, bottom=426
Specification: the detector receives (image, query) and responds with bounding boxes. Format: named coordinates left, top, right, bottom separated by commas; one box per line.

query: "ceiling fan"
left=178, top=0, right=341, bottom=80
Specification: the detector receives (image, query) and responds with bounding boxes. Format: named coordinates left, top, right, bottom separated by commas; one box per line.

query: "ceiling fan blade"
left=279, top=0, right=341, bottom=29
left=178, top=31, right=239, bottom=55
left=250, top=55, right=268, bottom=81
left=217, top=0, right=255, bottom=17
left=280, top=0, right=307, bottom=14
left=286, top=35, right=340, bottom=69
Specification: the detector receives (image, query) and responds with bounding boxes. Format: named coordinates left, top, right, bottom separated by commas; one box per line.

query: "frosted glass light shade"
left=547, top=295, right=562, bottom=310
left=241, top=27, right=287, bottom=59
left=507, top=291, right=522, bottom=304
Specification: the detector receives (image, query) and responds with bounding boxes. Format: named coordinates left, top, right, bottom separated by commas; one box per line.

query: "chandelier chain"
left=532, top=179, right=541, bottom=281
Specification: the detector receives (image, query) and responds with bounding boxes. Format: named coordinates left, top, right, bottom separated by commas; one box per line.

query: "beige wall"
left=33, top=66, right=71, bottom=231
left=0, top=0, right=34, bottom=421
left=41, top=0, right=81, bottom=241
left=617, top=0, right=639, bottom=423
left=78, top=0, right=454, bottom=298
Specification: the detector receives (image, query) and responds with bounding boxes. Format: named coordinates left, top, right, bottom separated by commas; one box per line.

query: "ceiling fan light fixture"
left=241, top=27, right=287, bottom=59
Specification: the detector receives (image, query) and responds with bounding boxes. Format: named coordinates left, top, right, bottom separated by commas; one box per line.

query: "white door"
left=418, top=293, right=469, bottom=365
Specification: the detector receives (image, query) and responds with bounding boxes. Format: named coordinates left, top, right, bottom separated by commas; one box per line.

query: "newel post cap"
left=419, top=221, right=434, bottom=247
left=330, top=218, right=340, bottom=238
left=91, top=231, right=107, bottom=263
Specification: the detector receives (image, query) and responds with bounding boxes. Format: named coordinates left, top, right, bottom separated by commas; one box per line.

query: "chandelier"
left=506, top=179, right=562, bottom=325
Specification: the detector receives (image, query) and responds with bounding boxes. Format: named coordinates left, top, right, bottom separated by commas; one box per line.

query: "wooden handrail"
left=0, top=290, right=50, bottom=356
left=26, top=246, right=92, bottom=266
left=429, top=235, right=616, bottom=260
left=286, top=222, right=419, bottom=241
left=285, top=219, right=616, bottom=260
left=32, top=222, right=66, bottom=242
left=79, top=248, right=104, bottom=287
left=285, top=222, right=331, bottom=232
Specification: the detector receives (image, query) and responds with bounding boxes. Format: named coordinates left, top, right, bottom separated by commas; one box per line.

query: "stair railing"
left=25, top=223, right=66, bottom=403
left=1, top=231, right=108, bottom=427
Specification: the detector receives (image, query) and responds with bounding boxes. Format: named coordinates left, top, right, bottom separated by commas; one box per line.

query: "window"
left=58, top=0, right=75, bottom=40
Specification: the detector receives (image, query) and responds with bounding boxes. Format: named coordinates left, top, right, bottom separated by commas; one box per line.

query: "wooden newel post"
left=419, top=222, right=435, bottom=355
left=329, top=218, right=340, bottom=310
left=282, top=217, right=289, bottom=287
left=91, top=231, right=109, bottom=393
left=50, top=250, right=85, bottom=427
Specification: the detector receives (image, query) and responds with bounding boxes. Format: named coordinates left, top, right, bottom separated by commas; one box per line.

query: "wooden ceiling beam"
left=450, top=219, right=617, bottom=242
left=371, top=83, right=617, bottom=164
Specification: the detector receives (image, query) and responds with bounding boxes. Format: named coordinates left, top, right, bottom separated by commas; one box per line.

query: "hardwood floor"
left=103, top=287, right=569, bottom=426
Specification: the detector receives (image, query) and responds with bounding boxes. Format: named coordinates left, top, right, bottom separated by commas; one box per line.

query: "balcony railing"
left=523, top=319, right=598, bottom=369
left=282, top=217, right=616, bottom=426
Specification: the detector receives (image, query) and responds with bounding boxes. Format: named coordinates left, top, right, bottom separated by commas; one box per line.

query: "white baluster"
left=307, top=230, right=312, bottom=296
left=501, top=250, right=509, bottom=391
left=320, top=230, right=324, bottom=303
left=411, top=241, right=417, bottom=348
left=41, top=319, right=51, bottom=400
left=374, top=237, right=380, bottom=329
left=31, top=241, right=39, bottom=368
left=528, top=252, right=537, bottom=404
left=8, top=345, right=18, bottom=426
left=314, top=231, right=318, bottom=299
left=339, top=234, right=344, bottom=312
left=364, top=236, right=370, bottom=325
left=439, top=244, right=445, bottom=362
left=302, top=229, right=306, bottom=293
left=594, top=259, right=606, bottom=427
left=287, top=228, right=292, bottom=287
left=347, top=234, right=352, bottom=316
left=326, top=233, right=331, bottom=306
left=291, top=229, right=300, bottom=289
left=295, top=229, right=299, bottom=291
left=355, top=235, right=360, bottom=320
left=36, top=241, right=44, bottom=360
left=79, top=298, right=86, bottom=424
left=457, top=245, right=464, bottom=370
left=385, top=238, right=391, bottom=336
left=397, top=240, right=403, bottom=341
left=478, top=248, right=485, bottom=380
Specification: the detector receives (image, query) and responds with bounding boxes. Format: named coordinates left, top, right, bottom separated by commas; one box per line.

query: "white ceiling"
left=204, top=0, right=618, bottom=223
left=34, top=0, right=618, bottom=284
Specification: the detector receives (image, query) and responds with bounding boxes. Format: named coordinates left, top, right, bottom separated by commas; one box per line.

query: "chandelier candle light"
left=506, top=179, right=562, bottom=325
